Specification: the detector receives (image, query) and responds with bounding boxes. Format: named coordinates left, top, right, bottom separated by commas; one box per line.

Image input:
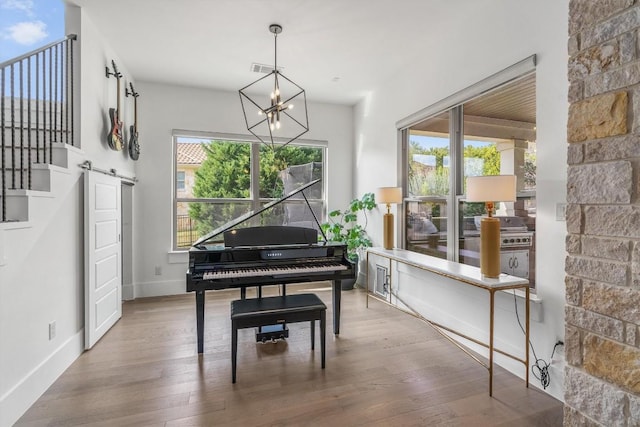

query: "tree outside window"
left=175, top=137, right=325, bottom=249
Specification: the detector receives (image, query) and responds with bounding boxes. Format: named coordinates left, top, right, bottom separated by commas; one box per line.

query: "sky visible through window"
left=0, top=0, right=64, bottom=63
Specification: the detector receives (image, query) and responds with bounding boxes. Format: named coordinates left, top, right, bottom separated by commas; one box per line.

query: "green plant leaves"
left=321, top=192, right=376, bottom=261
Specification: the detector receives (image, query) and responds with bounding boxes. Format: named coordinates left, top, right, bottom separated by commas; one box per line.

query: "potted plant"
left=321, top=192, right=376, bottom=290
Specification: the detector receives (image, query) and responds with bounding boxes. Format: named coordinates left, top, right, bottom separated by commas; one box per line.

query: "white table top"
left=367, top=247, right=529, bottom=290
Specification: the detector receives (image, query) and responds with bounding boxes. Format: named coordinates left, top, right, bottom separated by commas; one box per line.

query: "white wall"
left=354, top=0, right=568, bottom=401
left=131, top=81, right=354, bottom=298
left=0, top=6, right=138, bottom=425
left=75, top=7, right=136, bottom=177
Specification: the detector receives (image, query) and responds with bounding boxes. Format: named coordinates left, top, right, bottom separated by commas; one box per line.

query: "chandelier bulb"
left=288, top=104, right=294, bottom=110
left=276, top=121, right=281, bottom=129
left=258, top=110, right=263, bottom=116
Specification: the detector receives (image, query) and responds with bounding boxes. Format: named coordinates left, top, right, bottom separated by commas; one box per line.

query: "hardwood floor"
left=16, top=283, right=563, bottom=426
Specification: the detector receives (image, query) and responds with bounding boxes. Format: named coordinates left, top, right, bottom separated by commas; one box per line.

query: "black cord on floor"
left=512, top=291, right=563, bottom=390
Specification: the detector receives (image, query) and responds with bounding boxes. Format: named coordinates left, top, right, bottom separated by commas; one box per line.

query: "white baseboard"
left=134, top=279, right=186, bottom=298
left=0, top=330, right=84, bottom=427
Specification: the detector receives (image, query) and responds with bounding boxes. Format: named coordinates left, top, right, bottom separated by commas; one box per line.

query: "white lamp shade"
left=377, top=187, right=403, bottom=204
left=466, top=175, right=517, bottom=202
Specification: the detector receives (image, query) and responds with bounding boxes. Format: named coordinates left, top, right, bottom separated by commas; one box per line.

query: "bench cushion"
left=231, top=293, right=326, bottom=320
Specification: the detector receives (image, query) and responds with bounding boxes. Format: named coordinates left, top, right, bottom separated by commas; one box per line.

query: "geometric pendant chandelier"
left=239, top=24, right=309, bottom=150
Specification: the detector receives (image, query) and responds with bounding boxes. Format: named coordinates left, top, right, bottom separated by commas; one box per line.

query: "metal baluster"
left=27, top=56, right=31, bottom=190
left=65, top=40, right=69, bottom=145
left=70, top=37, right=75, bottom=146
left=48, top=47, right=52, bottom=163
left=53, top=44, right=57, bottom=160
left=36, top=51, right=40, bottom=163
left=19, top=60, right=24, bottom=189
left=1, top=68, right=5, bottom=221
left=57, top=43, right=62, bottom=146
left=42, top=48, right=47, bottom=164
left=10, top=63, right=15, bottom=189
left=58, top=43, right=63, bottom=145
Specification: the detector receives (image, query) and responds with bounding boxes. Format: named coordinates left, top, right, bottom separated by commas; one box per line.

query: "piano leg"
left=196, top=290, right=205, bottom=353
left=333, top=280, right=341, bottom=334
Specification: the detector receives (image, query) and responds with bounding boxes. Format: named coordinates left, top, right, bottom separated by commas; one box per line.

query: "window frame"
left=172, top=130, right=328, bottom=251
left=397, top=56, right=537, bottom=287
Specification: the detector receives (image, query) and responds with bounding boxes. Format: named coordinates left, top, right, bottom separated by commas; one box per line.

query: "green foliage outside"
left=408, top=140, right=501, bottom=217
left=188, top=141, right=322, bottom=238
left=258, top=145, right=323, bottom=197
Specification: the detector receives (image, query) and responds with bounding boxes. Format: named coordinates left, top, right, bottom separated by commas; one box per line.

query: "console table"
left=366, top=247, right=530, bottom=396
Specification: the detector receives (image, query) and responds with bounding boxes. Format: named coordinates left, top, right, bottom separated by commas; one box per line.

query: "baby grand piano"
left=186, top=179, right=354, bottom=353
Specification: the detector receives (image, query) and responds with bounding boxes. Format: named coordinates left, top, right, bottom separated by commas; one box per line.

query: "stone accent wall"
left=566, top=1, right=640, bottom=425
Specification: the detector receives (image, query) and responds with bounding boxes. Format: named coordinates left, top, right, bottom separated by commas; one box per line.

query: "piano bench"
left=230, top=293, right=327, bottom=383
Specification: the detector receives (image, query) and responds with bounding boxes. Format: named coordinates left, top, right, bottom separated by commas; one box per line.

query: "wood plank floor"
left=16, top=283, right=563, bottom=426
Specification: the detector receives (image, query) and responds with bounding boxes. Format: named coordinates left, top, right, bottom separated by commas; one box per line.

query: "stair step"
left=1, top=142, right=80, bottom=223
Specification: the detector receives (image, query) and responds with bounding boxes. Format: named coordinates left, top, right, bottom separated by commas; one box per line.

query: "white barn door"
left=84, top=170, right=122, bottom=349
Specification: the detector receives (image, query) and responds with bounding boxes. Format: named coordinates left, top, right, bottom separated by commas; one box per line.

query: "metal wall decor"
left=239, top=24, right=309, bottom=150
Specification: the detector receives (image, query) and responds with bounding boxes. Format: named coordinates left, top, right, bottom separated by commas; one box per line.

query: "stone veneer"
left=566, top=1, right=640, bottom=425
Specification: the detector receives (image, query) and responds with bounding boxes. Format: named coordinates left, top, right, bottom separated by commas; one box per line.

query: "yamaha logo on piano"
left=266, top=252, right=283, bottom=258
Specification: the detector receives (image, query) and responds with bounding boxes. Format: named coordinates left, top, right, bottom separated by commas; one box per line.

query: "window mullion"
left=448, top=106, right=463, bottom=262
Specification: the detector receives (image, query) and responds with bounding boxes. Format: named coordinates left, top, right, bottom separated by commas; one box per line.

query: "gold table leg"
left=489, top=289, right=495, bottom=397
left=526, top=286, right=530, bottom=388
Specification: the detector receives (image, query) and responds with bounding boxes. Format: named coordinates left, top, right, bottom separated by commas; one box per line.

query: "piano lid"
left=192, top=178, right=324, bottom=248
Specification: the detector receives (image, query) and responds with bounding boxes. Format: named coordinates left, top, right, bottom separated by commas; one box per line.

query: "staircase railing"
left=1, top=34, right=76, bottom=222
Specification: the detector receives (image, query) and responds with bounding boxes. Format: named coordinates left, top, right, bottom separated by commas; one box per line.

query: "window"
left=173, top=133, right=326, bottom=250
left=401, top=64, right=537, bottom=288
left=176, top=171, right=186, bottom=191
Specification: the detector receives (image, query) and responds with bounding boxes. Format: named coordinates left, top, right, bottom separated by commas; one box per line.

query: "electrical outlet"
left=155, top=265, right=162, bottom=276
left=49, top=321, right=56, bottom=340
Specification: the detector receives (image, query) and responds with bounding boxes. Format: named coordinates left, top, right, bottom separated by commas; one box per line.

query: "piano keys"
left=186, top=179, right=354, bottom=353
left=201, top=261, right=348, bottom=280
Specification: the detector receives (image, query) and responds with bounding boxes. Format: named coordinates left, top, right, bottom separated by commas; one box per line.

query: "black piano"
left=186, top=179, right=355, bottom=353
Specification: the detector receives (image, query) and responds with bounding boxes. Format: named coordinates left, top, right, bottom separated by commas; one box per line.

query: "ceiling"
left=464, top=73, right=536, bottom=125
left=65, top=0, right=489, bottom=106
left=410, top=73, right=537, bottom=140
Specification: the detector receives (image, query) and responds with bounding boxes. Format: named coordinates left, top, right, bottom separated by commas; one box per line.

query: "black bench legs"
left=231, top=293, right=327, bottom=383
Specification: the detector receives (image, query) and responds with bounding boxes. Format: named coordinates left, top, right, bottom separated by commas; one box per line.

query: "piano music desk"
left=365, top=247, right=530, bottom=397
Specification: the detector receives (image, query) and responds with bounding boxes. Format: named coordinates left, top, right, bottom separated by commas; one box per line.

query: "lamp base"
left=383, top=213, right=394, bottom=250
left=480, top=217, right=501, bottom=278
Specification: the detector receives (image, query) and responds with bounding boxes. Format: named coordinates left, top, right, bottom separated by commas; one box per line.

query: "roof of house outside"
left=177, top=143, right=207, bottom=165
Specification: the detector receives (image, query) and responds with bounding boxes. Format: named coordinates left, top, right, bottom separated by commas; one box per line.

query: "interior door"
left=84, top=170, right=122, bottom=349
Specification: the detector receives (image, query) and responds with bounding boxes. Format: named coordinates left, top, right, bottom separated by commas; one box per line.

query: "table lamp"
left=466, top=175, right=517, bottom=278
left=376, top=187, right=403, bottom=250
